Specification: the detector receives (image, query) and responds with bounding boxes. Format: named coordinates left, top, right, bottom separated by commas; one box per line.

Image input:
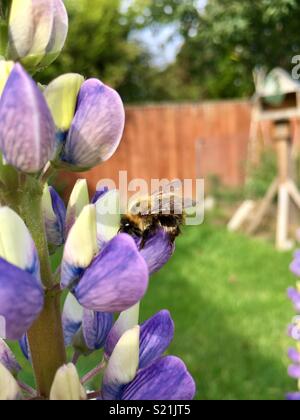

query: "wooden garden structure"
left=231, top=68, right=300, bottom=250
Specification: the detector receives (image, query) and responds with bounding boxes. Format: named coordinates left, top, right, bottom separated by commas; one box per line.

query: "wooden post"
left=274, top=119, right=293, bottom=250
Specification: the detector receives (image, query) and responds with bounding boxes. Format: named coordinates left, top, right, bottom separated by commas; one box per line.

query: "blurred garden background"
left=12, top=0, right=300, bottom=399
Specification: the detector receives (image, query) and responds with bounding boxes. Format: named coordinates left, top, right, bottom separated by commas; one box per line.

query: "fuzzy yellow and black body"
left=119, top=181, right=194, bottom=248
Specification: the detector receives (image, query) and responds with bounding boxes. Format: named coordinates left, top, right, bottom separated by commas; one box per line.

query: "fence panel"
left=60, top=100, right=252, bottom=196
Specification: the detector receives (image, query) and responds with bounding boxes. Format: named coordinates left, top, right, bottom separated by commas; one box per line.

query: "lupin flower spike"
left=0, top=362, right=21, bottom=401
left=7, top=0, right=68, bottom=70
left=50, top=363, right=86, bottom=401
left=0, top=2, right=196, bottom=401
left=287, top=251, right=300, bottom=400
left=0, top=63, right=56, bottom=173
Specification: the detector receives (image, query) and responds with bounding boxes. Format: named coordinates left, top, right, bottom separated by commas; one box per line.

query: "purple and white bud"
left=0, top=64, right=56, bottom=173
left=7, top=0, right=68, bottom=70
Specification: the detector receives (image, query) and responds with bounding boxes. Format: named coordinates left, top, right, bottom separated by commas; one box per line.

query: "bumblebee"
left=119, top=181, right=195, bottom=247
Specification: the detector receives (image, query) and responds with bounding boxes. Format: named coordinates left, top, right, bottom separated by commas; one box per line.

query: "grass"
left=11, top=219, right=297, bottom=400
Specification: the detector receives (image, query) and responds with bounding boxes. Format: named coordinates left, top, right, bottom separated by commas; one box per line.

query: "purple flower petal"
left=139, top=310, right=174, bottom=369
left=82, top=310, right=113, bottom=351
left=0, top=64, right=56, bottom=173
left=288, top=348, right=300, bottom=364
left=0, top=258, right=44, bottom=340
left=62, top=294, right=83, bottom=347
left=122, top=356, right=196, bottom=400
left=139, top=228, right=175, bottom=275
left=287, top=392, right=300, bottom=400
left=287, top=287, right=299, bottom=300
left=288, top=365, right=300, bottom=379
left=287, top=288, right=300, bottom=312
left=288, top=317, right=300, bottom=340
left=49, top=187, right=66, bottom=238
left=74, top=234, right=148, bottom=313
left=19, top=334, right=31, bottom=361
left=290, top=251, right=300, bottom=277
left=43, top=186, right=66, bottom=248
left=91, top=186, right=109, bottom=204
left=294, top=250, right=300, bottom=259
left=0, top=339, right=21, bottom=375
left=61, top=79, right=125, bottom=170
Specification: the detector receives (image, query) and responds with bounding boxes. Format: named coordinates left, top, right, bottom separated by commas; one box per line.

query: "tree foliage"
left=40, top=0, right=143, bottom=87
left=40, top=0, right=300, bottom=102
left=174, top=0, right=300, bottom=99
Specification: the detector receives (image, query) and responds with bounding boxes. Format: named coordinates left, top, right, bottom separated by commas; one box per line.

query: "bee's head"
left=119, top=216, right=143, bottom=237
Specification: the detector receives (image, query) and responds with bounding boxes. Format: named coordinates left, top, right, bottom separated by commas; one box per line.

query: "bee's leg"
left=140, top=228, right=153, bottom=249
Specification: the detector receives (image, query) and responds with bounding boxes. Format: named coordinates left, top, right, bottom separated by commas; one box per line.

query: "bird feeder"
left=230, top=68, right=300, bottom=250
left=254, top=68, right=300, bottom=121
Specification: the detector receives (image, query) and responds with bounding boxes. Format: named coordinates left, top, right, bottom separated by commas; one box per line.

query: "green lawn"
left=12, top=220, right=297, bottom=400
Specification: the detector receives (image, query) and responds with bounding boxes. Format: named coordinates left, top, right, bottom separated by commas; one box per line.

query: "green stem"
left=19, top=179, right=53, bottom=288
left=0, top=0, right=10, bottom=57
left=27, top=291, right=66, bottom=398
left=81, top=359, right=106, bottom=385
left=0, top=19, right=8, bottom=57
left=3, top=174, right=67, bottom=398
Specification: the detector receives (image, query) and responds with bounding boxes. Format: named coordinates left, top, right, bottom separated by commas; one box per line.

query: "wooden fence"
left=61, top=100, right=252, bottom=196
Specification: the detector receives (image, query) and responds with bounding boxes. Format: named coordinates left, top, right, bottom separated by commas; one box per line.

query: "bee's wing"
left=150, top=180, right=183, bottom=196
left=128, top=181, right=198, bottom=216
left=149, top=195, right=198, bottom=215
left=127, top=195, right=151, bottom=215
left=147, top=181, right=197, bottom=215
